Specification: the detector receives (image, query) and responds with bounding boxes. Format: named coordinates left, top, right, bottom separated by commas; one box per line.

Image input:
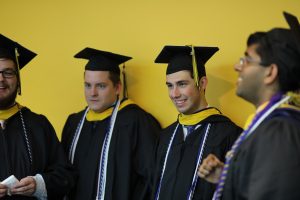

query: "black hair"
left=108, top=71, right=121, bottom=86
left=247, top=30, right=300, bottom=92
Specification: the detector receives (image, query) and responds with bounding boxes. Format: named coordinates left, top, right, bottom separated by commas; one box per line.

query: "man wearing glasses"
left=198, top=12, right=300, bottom=200
left=0, top=34, right=75, bottom=199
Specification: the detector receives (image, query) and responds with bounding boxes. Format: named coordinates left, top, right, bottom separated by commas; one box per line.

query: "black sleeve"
left=61, top=114, right=77, bottom=154
left=37, top=115, right=77, bottom=200
left=131, top=111, right=161, bottom=200
left=246, top=118, right=300, bottom=200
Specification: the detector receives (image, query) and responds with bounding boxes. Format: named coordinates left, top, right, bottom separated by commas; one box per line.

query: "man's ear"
left=199, top=76, right=208, bottom=90
left=264, top=64, right=278, bottom=85
left=115, top=82, right=122, bottom=96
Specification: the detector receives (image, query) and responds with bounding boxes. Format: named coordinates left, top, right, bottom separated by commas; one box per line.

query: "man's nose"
left=234, top=62, right=242, bottom=72
left=170, top=87, right=180, bottom=98
left=90, top=86, right=98, bottom=96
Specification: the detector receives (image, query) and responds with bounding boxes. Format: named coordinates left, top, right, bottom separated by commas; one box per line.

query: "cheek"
left=84, top=91, right=89, bottom=102
left=84, top=88, right=89, bottom=97
left=183, top=87, right=196, bottom=96
left=188, top=89, right=201, bottom=101
left=168, top=88, right=172, bottom=97
left=7, top=80, right=18, bottom=91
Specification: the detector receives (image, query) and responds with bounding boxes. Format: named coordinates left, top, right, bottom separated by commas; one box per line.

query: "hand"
left=10, top=176, right=36, bottom=196
left=0, top=184, right=8, bottom=198
left=198, top=154, right=224, bottom=184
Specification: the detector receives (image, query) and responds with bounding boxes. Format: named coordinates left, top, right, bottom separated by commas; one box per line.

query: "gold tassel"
left=188, top=45, right=199, bottom=87
left=14, top=48, right=22, bottom=95
left=287, top=91, right=300, bottom=107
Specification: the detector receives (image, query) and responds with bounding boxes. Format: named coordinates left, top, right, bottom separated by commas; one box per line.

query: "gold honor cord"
left=287, top=91, right=300, bottom=108
left=14, top=48, right=21, bottom=95
left=188, top=45, right=199, bottom=87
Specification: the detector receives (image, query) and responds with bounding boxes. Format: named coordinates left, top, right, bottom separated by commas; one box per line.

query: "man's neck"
left=254, top=90, right=278, bottom=109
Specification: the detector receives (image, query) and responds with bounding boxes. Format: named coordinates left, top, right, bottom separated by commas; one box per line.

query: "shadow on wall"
left=206, top=73, right=235, bottom=109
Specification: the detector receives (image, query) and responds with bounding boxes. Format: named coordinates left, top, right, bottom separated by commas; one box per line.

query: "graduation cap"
left=75, top=47, right=132, bottom=99
left=74, top=47, right=132, bottom=75
left=0, top=34, right=37, bottom=95
left=262, top=12, right=300, bottom=92
left=0, top=34, right=37, bottom=70
left=283, top=11, right=300, bottom=51
left=155, top=45, right=219, bottom=86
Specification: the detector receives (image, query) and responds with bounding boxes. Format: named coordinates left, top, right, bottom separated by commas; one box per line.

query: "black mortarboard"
left=155, top=45, right=218, bottom=75
left=283, top=11, right=300, bottom=50
left=0, top=34, right=37, bottom=95
left=74, top=47, right=132, bottom=75
left=0, top=34, right=37, bottom=69
left=262, top=11, right=300, bottom=92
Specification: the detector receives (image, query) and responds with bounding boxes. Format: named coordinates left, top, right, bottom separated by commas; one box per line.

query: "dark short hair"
left=247, top=32, right=273, bottom=66
left=108, top=71, right=121, bottom=86
left=247, top=30, right=300, bottom=92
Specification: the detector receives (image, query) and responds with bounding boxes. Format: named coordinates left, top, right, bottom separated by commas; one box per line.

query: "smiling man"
left=61, top=47, right=161, bottom=200
left=152, top=45, right=242, bottom=200
left=0, top=34, right=75, bottom=200
left=198, top=12, right=300, bottom=200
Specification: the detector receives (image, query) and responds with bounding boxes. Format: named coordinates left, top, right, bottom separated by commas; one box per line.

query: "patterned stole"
left=212, top=93, right=290, bottom=200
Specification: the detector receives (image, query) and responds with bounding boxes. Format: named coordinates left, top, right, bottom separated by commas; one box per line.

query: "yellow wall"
left=1, top=0, right=299, bottom=138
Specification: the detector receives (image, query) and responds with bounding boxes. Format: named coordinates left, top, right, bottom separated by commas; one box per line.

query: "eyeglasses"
left=239, top=56, right=271, bottom=67
left=0, top=69, right=17, bottom=78
left=239, top=56, right=263, bottom=66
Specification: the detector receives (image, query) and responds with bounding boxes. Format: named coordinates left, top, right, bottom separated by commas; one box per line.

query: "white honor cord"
left=156, top=123, right=211, bottom=200
left=70, top=107, right=89, bottom=164
left=155, top=123, right=180, bottom=200
left=187, top=123, right=211, bottom=200
left=96, top=99, right=121, bottom=200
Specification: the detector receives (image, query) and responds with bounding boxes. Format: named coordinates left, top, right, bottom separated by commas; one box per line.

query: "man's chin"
left=235, top=88, right=243, bottom=97
left=0, top=99, right=16, bottom=109
left=89, top=105, right=105, bottom=113
left=176, top=107, right=187, bottom=114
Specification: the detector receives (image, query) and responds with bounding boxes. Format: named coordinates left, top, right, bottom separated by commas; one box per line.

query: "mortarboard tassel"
left=122, top=64, right=128, bottom=99
left=14, top=48, right=22, bottom=95
left=189, top=45, right=199, bottom=87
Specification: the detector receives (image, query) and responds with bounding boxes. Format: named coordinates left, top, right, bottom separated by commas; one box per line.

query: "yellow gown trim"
left=178, top=107, right=221, bottom=126
left=243, top=92, right=300, bottom=130
left=0, top=103, right=22, bottom=120
left=86, top=99, right=135, bottom=121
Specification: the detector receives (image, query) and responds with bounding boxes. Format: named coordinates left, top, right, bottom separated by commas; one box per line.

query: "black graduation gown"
left=222, top=108, right=300, bottom=200
left=152, top=114, right=242, bottom=200
left=0, top=107, right=76, bottom=200
left=61, top=104, right=161, bottom=200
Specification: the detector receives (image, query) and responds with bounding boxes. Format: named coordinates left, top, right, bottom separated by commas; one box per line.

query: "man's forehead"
left=84, top=70, right=110, bottom=75
left=0, top=58, right=16, bottom=67
left=84, top=70, right=111, bottom=81
left=0, top=57, right=14, bottom=61
left=245, top=44, right=260, bottom=57
left=166, top=70, right=193, bottom=82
